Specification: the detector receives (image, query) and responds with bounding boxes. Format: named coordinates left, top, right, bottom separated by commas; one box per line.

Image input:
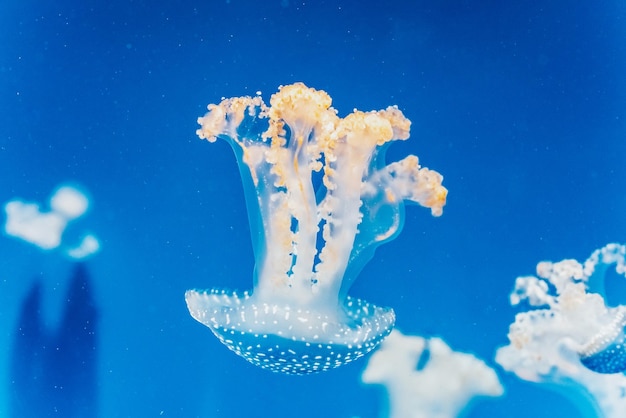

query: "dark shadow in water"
left=9, top=264, right=99, bottom=418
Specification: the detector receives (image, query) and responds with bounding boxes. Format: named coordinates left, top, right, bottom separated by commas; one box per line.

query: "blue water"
left=1, top=0, right=625, bottom=417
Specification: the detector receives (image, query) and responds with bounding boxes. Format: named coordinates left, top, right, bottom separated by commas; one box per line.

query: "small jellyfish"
left=187, top=83, right=447, bottom=374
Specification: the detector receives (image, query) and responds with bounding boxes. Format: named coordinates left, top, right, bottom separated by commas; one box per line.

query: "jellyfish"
left=496, top=243, right=626, bottom=417
left=4, top=184, right=100, bottom=259
left=578, top=244, right=626, bottom=374
left=361, top=329, right=503, bottom=418
left=186, top=83, right=447, bottom=374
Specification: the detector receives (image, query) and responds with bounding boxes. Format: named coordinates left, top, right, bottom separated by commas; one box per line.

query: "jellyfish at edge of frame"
left=578, top=244, right=626, bottom=374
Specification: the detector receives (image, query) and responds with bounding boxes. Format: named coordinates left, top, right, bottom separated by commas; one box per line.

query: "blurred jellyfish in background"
left=361, top=329, right=503, bottom=418
left=4, top=184, right=100, bottom=259
left=9, top=264, right=99, bottom=417
left=187, top=83, right=447, bottom=374
left=4, top=183, right=101, bottom=416
left=496, top=243, right=626, bottom=417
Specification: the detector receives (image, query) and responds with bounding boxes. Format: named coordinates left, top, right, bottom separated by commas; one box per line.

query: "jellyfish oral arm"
left=196, top=84, right=446, bottom=309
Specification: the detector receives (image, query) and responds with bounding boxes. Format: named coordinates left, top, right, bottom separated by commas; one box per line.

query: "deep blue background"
left=1, top=0, right=625, bottom=416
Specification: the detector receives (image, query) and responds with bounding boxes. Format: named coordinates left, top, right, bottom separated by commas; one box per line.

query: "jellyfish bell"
left=579, top=310, right=626, bottom=374
left=579, top=306, right=626, bottom=374
left=186, top=289, right=395, bottom=374
left=188, top=83, right=447, bottom=374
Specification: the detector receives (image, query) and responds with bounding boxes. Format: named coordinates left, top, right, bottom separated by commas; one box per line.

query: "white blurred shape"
left=4, top=184, right=99, bottom=256
left=67, top=234, right=100, bottom=259
left=50, top=185, right=89, bottom=219
left=362, top=329, right=503, bottom=418
left=4, top=201, right=66, bottom=249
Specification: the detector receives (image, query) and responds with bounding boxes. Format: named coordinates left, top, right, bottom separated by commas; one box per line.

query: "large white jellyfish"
left=496, top=243, right=626, bottom=417
left=186, top=83, right=447, bottom=374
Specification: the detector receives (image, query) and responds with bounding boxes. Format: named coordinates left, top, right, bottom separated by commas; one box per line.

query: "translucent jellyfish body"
left=186, top=83, right=447, bottom=374
left=497, top=244, right=626, bottom=417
